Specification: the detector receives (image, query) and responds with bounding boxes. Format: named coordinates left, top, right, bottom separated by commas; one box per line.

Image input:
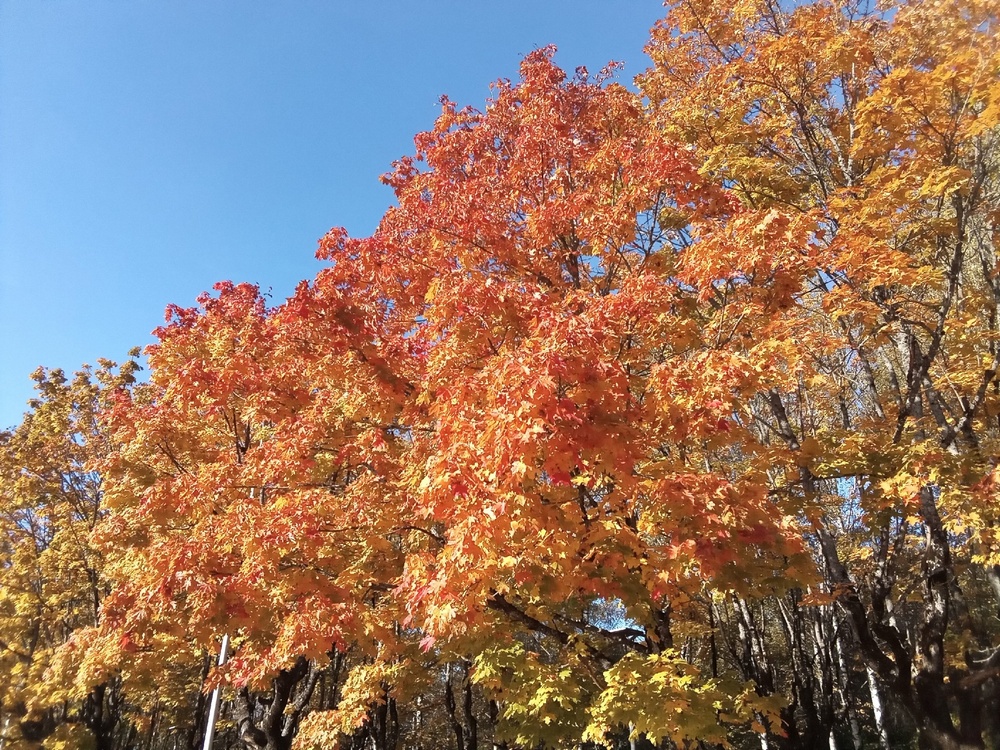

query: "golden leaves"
left=584, top=651, right=763, bottom=747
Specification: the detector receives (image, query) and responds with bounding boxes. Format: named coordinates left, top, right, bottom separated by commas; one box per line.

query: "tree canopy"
left=2, top=1, right=999, bottom=749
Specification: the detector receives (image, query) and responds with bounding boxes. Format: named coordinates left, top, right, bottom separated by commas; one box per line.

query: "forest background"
left=2, top=1, right=1000, bottom=750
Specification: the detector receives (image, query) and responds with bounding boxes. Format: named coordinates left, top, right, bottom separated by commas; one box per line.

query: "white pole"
left=201, top=633, right=231, bottom=750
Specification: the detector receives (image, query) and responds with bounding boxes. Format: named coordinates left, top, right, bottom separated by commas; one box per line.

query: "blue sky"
left=0, top=1, right=665, bottom=428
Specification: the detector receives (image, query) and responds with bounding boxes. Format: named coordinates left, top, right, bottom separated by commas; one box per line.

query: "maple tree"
left=2, top=1, right=998, bottom=748
left=0, top=358, right=157, bottom=750
left=640, top=0, right=1000, bottom=747
left=82, top=281, right=390, bottom=750
left=307, top=45, right=810, bottom=748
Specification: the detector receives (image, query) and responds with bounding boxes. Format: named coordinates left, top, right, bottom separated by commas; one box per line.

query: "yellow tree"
left=0, top=360, right=139, bottom=749
left=642, top=0, right=1000, bottom=747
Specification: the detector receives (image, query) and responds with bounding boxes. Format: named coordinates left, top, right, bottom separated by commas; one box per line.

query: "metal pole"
left=201, top=633, right=230, bottom=750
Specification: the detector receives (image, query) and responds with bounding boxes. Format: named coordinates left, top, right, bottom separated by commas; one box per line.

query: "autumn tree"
left=81, top=277, right=427, bottom=750
left=641, top=0, right=1000, bottom=747
left=260, top=48, right=805, bottom=748
left=0, top=360, right=144, bottom=749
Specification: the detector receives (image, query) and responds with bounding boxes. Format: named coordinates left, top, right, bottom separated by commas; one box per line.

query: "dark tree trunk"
left=232, top=657, right=312, bottom=750
left=462, top=663, right=477, bottom=750
left=445, top=664, right=464, bottom=750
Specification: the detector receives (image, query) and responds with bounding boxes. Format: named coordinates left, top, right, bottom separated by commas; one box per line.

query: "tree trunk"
left=444, top=664, right=464, bottom=750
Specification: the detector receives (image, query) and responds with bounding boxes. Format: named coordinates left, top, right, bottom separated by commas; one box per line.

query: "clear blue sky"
left=0, top=1, right=666, bottom=428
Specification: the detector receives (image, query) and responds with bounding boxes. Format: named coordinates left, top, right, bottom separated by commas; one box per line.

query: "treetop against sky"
left=0, top=0, right=664, bottom=429
left=2, top=1, right=1000, bottom=748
